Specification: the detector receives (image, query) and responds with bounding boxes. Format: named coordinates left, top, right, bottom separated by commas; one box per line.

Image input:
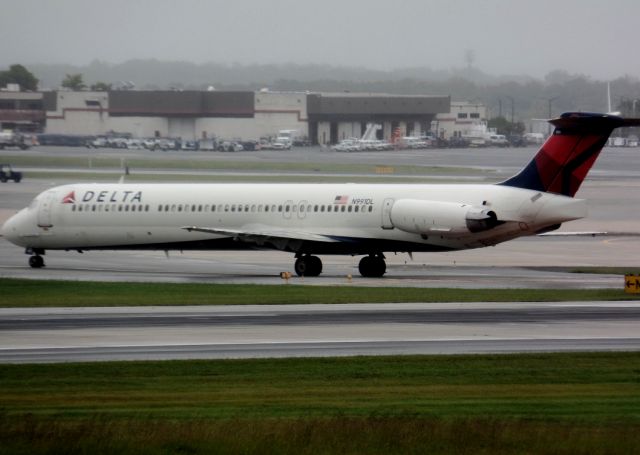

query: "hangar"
left=3, top=89, right=450, bottom=144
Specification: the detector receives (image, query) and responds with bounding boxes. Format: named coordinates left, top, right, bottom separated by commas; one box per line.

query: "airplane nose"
left=1, top=211, right=24, bottom=246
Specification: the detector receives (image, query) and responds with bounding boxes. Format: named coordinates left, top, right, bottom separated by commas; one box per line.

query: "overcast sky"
left=1, top=0, right=637, bottom=80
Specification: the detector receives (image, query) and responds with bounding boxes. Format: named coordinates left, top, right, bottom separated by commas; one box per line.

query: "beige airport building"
left=1, top=89, right=458, bottom=144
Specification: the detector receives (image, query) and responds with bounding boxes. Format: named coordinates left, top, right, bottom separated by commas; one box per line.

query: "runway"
left=1, top=302, right=639, bottom=363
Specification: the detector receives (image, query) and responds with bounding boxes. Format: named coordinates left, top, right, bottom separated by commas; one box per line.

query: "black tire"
left=358, top=255, right=386, bottom=278
left=306, top=256, right=322, bottom=277
left=29, top=255, right=44, bottom=268
left=294, top=257, right=307, bottom=276
left=294, top=255, right=323, bottom=277
left=0, top=176, right=7, bottom=183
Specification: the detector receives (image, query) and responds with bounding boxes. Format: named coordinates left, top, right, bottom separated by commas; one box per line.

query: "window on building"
left=457, top=113, right=468, bottom=119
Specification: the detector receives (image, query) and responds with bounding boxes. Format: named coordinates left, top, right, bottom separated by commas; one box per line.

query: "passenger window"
left=341, top=206, right=346, bottom=212
left=348, top=206, right=352, bottom=212
left=355, top=206, right=359, bottom=212
left=369, top=206, right=373, bottom=212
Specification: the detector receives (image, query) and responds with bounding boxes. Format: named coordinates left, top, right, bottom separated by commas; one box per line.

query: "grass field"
left=0, top=153, right=489, bottom=177
left=1, top=353, right=639, bottom=454
left=0, top=278, right=636, bottom=307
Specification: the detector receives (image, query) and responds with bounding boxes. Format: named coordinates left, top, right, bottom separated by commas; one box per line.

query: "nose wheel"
left=28, top=255, right=45, bottom=268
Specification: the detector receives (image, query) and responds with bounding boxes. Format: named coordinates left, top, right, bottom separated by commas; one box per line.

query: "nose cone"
left=1, top=210, right=26, bottom=246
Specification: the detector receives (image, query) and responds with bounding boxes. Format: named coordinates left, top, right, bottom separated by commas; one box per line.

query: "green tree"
left=488, top=116, right=525, bottom=135
left=90, top=81, right=112, bottom=91
left=0, top=64, right=38, bottom=91
left=61, top=73, right=86, bottom=91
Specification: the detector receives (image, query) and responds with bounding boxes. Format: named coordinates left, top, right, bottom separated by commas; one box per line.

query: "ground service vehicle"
left=0, top=164, right=22, bottom=183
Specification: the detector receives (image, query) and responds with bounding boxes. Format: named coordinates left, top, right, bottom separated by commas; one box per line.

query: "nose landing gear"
left=26, top=248, right=45, bottom=268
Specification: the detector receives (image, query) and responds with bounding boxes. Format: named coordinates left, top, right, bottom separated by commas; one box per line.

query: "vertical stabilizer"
left=500, top=113, right=634, bottom=197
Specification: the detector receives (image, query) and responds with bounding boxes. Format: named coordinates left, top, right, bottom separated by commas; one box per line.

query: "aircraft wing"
left=181, top=225, right=343, bottom=247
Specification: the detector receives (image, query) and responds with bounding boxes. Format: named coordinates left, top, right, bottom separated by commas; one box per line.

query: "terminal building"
left=0, top=89, right=451, bottom=144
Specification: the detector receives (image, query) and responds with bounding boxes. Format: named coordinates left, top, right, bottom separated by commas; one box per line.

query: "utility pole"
left=505, top=95, right=515, bottom=125
left=546, top=96, right=559, bottom=135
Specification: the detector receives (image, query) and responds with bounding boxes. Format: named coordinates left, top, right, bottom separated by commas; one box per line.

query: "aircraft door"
left=37, top=190, right=57, bottom=228
left=381, top=198, right=394, bottom=229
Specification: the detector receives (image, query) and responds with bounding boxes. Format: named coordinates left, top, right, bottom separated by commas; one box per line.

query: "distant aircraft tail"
left=500, top=112, right=640, bottom=197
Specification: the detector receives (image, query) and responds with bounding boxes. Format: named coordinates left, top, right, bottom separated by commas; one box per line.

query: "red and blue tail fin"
left=501, top=113, right=639, bottom=197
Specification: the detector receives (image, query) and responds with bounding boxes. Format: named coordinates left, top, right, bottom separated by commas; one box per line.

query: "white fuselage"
left=1, top=182, right=587, bottom=255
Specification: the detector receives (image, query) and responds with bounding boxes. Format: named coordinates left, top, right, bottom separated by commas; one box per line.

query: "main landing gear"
left=358, top=254, right=386, bottom=278
left=294, top=254, right=323, bottom=277
left=26, top=248, right=45, bottom=268
left=293, top=253, right=387, bottom=278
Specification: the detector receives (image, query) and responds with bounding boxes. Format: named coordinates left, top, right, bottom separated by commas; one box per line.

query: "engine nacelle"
left=390, top=199, right=501, bottom=236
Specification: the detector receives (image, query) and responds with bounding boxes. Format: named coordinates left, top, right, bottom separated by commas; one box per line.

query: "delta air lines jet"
left=2, top=112, right=638, bottom=277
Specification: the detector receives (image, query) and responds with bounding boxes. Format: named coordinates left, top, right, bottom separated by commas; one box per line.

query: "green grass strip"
left=1, top=353, right=640, bottom=454
left=0, top=278, right=635, bottom=307
left=23, top=170, right=466, bottom=184
left=1, top=153, right=488, bottom=176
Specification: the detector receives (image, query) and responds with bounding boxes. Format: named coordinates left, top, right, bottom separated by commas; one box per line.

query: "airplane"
left=2, top=112, right=639, bottom=278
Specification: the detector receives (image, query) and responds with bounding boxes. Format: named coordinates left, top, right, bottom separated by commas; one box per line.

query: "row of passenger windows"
left=157, top=203, right=374, bottom=214
left=72, top=204, right=150, bottom=213
left=71, top=203, right=375, bottom=214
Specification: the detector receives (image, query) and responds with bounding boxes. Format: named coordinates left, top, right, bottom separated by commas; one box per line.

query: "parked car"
left=488, top=134, right=509, bottom=147
left=217, top=141, right=244, bottom=152
left=181, top=140, right=199, bottom=151
left=239, top=140, right=261, bottom=151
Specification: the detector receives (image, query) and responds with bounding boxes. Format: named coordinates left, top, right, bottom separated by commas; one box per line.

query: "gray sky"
left=2, top=0, right=638, bottom=80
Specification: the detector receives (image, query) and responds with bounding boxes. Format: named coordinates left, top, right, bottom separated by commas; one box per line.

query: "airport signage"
left=624, top=274, right=640, bottom=294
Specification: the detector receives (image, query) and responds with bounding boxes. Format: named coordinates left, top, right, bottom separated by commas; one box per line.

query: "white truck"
left=0, top=131, right=32, bottom=150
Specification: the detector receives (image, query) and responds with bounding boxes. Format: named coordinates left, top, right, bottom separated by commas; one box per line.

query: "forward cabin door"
left=381, top=198, right=394, bottom=229
left=37, top=191, right=57, bottom=228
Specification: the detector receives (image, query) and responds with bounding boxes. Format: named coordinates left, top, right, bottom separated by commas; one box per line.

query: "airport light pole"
left=505, top=95, right=515, bottom=125
left=546, top=96, right=560, bottom=135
